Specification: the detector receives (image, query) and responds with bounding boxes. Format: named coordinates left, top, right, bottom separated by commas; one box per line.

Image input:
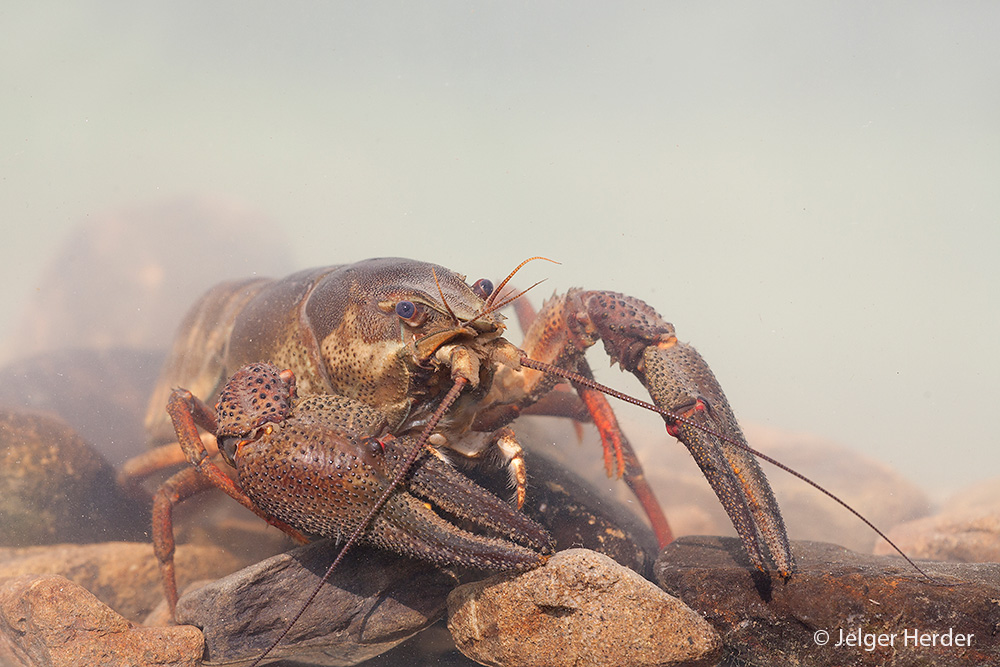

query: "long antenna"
left=518, top=356, right=936, bottom=581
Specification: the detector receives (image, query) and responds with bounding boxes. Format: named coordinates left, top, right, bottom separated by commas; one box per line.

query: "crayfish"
left=130, top=257, right=799, bottom=663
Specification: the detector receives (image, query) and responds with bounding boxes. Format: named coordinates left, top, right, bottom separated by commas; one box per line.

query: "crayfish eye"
left=395, top=300, right=416, bottom=319
left=471, top=278, right=494, bottom=299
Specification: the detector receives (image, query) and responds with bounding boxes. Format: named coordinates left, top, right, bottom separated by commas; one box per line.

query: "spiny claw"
left=376, top=435, right=553, bottom=568
left=229, top=382, right=550, bottom=573
left=576, top=290, right=794, bottom=576
left=641, top=341, right=793, bottom=577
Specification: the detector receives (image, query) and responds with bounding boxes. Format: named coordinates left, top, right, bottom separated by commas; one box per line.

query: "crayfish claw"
left=391, top=435, right=551, bottom=554
left=641, top=341, right=794, bottom=577
left=572, top=289, right=794, bottom=576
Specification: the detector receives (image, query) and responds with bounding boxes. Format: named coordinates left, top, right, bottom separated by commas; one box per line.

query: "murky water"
left=1, top=3, right=998, bottom=665
left=3, top=2, right=997, bottom=497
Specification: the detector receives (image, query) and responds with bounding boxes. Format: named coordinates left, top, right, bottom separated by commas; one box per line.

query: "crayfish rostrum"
left=138, top=257, right=793, bottom=618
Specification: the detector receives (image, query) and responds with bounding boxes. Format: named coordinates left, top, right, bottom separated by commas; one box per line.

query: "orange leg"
left=117, top=433, right=217, bottom=490
left=574, top=379, right=673, bottom=548
left=152, top=466, right=214, bottom=617
left=153, top=389, right=309, bottom=617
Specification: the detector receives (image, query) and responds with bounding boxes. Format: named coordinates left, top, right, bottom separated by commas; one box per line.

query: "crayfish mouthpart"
left=489, top=340, right=524, bottom=371
left=437, top=344, right=482, bottom=388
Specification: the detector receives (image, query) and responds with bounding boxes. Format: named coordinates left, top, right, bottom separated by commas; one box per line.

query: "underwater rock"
left=175, top=541, right=458, bottom=667
left=0, top=409, right=148, bottom=546
left=875, top=477, right=1000, bottom=563
left=447, top=548, right=721, bottom=667
left=0, top=542, right=241, bottom=623
left=0, top=574, right=203, bottom=667
left=937, top=476, right=1000, bottom=516
left=875, top=511, right=1000, bottom=563
left=655, top=535, right=1000, bottom=667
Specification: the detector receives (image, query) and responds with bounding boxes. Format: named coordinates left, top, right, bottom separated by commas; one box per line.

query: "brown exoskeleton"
left=138, top=258, right=794, bottom=611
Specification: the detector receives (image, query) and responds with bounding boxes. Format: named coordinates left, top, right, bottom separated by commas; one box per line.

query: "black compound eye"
left=395, top=300, right=416, bottom=319
left=471, top=278, right=494, bottom=299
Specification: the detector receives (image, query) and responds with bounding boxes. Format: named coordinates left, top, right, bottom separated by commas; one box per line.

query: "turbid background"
left=2, top=2, right=997, bottom=498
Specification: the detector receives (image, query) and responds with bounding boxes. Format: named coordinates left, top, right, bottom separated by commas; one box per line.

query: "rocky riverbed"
left=3, top=386, right=998, bottom=667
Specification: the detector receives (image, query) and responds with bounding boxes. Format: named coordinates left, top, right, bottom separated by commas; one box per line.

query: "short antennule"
left=483, top=256, right=559, bottom=311
left=430, top=266, right=460, bottom=325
